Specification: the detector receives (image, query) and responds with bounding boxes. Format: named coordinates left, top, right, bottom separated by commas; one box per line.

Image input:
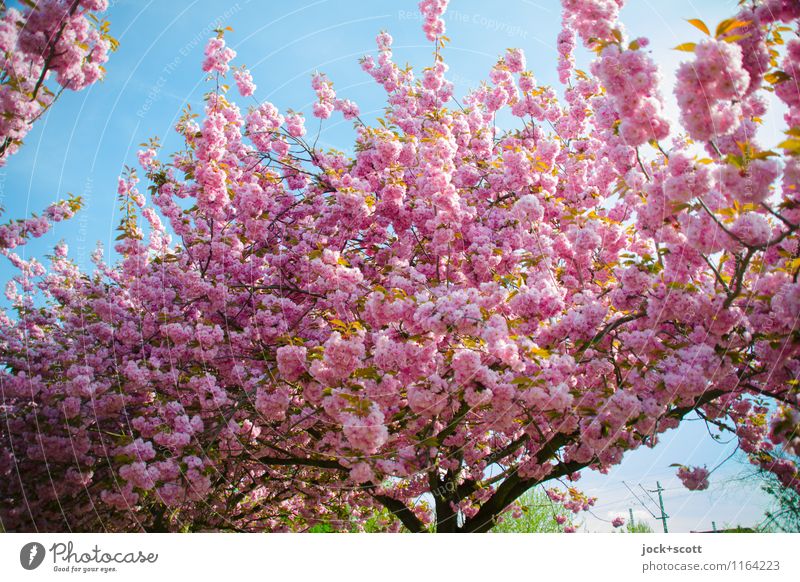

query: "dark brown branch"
left=255, top=454, right=345, bottom=471
left=578, top=311, right=643, bottom=354
left=369, top=493, right=425, bottom=533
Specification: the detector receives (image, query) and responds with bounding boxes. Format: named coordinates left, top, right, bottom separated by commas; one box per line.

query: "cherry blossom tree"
left=1, top=0, right=799, bottom=533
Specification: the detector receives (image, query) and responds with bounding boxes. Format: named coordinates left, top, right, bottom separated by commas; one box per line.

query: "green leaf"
left=352, top=367, right=381, bottom=380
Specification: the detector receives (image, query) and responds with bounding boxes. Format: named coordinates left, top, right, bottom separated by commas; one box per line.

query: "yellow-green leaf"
left=716, top=18, right=749, bottom=38
left=686, top=19, right=710, bottom=36
left=764, top=70, right=791, bottom=85
left=674, top=42, right=697, bottom=52
left=778, top=138, right=800, bottom=155
left=721, top=34, right=748, bottom=43
left=352, top=367, right=381, bottom=380
left=529, top=346, right=550, bottom=358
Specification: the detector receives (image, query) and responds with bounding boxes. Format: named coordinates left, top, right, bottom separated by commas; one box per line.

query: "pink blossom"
left=731, top=213, right=772, bottom=247
left=675, top=40, right=750, bottom=141
left=418, top=0, right=449, bottom=42
left=276, top=345, right=307, bottom=381
left=350, top=462, right=374, bottom=483
left=233, top=68, right=256, bottom=97
left=677, top=466, right=710, bottom=491
left=342, top=404, right=389, bottom=454
left=202, top=36, right=236, bottom=75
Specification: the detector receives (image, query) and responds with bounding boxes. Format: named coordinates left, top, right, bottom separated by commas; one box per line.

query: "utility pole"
left=650, top=481, right=669, bottom=533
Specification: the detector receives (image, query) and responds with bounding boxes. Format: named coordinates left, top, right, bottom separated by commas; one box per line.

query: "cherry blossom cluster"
left=677, top=466, right=710, bottom=491
left=562, top=0, right=624, bottom=47
left=418, top=0, right=449, bottom=42
left=0, top=0, right=114, bottom=165
left=202, top=35, right=236, bottom=75
left=675, top=40, right=750, bottom=142
left=0, top=197, right=81, bottom=250
left=591, top=39, right=670, bottom=146
left=233, top=68, right=256, bottom=97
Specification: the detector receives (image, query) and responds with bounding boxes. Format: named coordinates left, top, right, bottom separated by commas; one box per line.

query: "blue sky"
left=0, top=0, right=777, bottom=531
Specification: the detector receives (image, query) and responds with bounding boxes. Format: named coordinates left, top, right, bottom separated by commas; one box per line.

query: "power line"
left=639, top=483, right=661, bottom=509
left=623, top=481, right=659, bottom=519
